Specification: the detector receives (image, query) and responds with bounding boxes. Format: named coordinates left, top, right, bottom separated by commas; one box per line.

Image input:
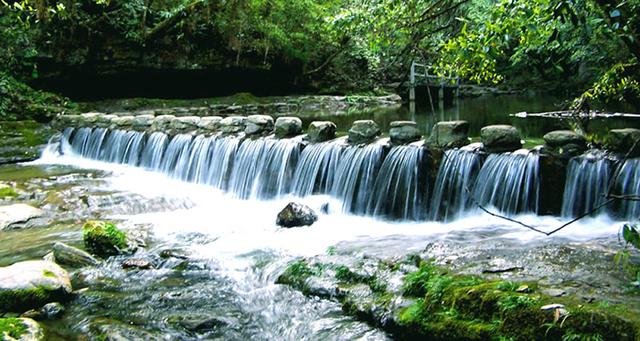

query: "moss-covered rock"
left=0, top=317, right=44, bottom=341
left=0, top=184, right=17, bottom=198
left=0, top=72, right=78, bottom=122
left=0, top=121, right=57, bottom=164
left=277, top=257, right=640, bottom=341
left=82, top=221, right=130, bottom=257
left=0, top=261, right=72, bottom=313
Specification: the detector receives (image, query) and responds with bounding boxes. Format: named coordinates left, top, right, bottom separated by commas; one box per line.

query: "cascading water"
left=228, top=138, right=301, bottom=200
left=561, top=153, right=612, bottom=218
left=473, top=150, right=540, bottom=215
left=290, top=141, right=344, bottom=197
left=430, top=146, right=483, bottom=222
left=614, top=158, right=640, bottom=220
left=366, top=144, right=428, bottom=220
left=330, top=143, right=386, bottom=215
left=140, top=132, right=169, bottom=170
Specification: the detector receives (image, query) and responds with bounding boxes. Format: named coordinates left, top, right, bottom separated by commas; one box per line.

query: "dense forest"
left=1, top=0, right=639, bottom=119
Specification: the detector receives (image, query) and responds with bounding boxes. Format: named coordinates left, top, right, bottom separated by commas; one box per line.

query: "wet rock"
left=480, top=124, right=522, bottom=153
left=219, top=116, right=246, bottom=134
left=80, top=112, right=101, bottom=125
left=427, top=120, right=469, bottom=149
left=276, top=202, right=318, bottom=228
left=306, top=121, right=336, bottom=143
left=131, top=114, right=154, bottom=129
left=0, top=261, right=72, bottom=312
left=22, top=302, right=65, bottom=320
left=159, top=249, right=189, bottom=260
left=389, top=121, right=421, bottom=144
left=166, top=314, right=232, bottom=333
left=151, top=115, right=176, bottom=131
left=96, top=114, right=117, bottom=128
left=39, top=302, right=65, bottom=319
left=0, top=317, right=44, bottom=341
left=0, top=204, right=43, bottom=230
left=111, top=116, right=135, bottom=128
left=82, top=221, right=130, bottom=257
left=348, top=120, right=380, bottom=144
left=52, top=242, right=100, bottom=267
left=197, top=116, right=222, bottom=132
left=170, top=116, right=201, bottom=132
left=541, top=288, right=566, bottom=297
left=122, top=258, right=154, bottom=270
left=542, top=130, right=587, bottom=157
left=275, top=117, right=303, bottom=138
left=89, top=317, right=158, bottom=341
left=606, top=128, right=640, bottom=156
left=245, top=115, right=274, bottom=135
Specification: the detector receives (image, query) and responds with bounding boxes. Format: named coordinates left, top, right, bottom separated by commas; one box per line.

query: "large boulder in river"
left=606, top=128, right=640, bottom=156
left=542, top=130, right=587, bottom=157
left=480, top=125, right=522, bottom=153
left=306, top=121, right=336, bottom=143
left=0, top=317, right=45, bottom=340
left=275, top=117, right=303, bottom=138
left=245, top=115, right=274, bottom=136
left=0, top=261, right=72, bottom=312
left=389, top=121, right=421, bottom=144
left=276, top=202, right=318, bottom=228
left=427, top=121, right=469, bottom=149
left=82, top=221, right=130, bottom=257
left=52, top=242, right=101, bottom=268
left=348, top=120, right=380, bottom=144
left=0, top=204, right=43, bottom=230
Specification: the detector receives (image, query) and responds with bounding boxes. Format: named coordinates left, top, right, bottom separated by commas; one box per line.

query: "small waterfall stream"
left=58, top=127, right=640, bottom=221
left=561, top=153, right=612, bottom=218
left=430, top=146, right=483, bottom=221
left=472, top=150, right=540, bottom=215
left=366, top=144, right=428, bottom=221
left=615, top=158, right=640, bottom=219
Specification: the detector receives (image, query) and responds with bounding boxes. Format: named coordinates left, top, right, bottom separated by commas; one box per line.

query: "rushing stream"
left=0, top=137, right=625, bottom=339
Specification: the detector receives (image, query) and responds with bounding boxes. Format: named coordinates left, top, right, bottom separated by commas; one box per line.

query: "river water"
left=0, top=94, right=638, bottom=340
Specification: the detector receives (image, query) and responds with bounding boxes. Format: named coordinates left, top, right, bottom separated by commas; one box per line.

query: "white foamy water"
left=34, top=146, right=624, bottom=262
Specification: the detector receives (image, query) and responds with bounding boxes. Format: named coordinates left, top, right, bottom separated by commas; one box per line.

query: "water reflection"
left=301, top=93, right=639, bottom=138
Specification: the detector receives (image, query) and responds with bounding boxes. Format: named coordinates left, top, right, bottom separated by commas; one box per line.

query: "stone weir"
left=53, top=112, right=640, bottom=221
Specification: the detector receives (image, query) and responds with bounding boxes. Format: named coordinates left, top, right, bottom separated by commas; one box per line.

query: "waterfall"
left=228, top=138, right=301, bottom=200
left=330, top=143, right=385, bottom=215
left=159, top=134, right=193, bottom=177
left=614, top=158, right=640, bottom=220
left=430, top=148, right=483, bottom=221
left=561, top=154, right=612, bottom=218
left=366, top=145, right=427, bottom=220
left=204, top=137, right=240, bottom=190
left=140, top=132, right=169, bottom=170
left=473, top=150, right=540, bottom=215
left=291, top=141, right=344, bottom=197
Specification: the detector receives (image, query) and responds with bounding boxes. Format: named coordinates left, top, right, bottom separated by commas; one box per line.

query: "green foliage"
left=0, top=72, right=78, bottom=121
left=0, top=318, right=28, bottom=339
left=574, top=64, right=640, bottom=109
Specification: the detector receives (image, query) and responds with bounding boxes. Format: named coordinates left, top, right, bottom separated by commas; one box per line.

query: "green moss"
left=0, top=318, right=28, bottom=339
left=0, top=186, right=17, bottom=197
left=0, top=72, right=78, bottom=122
left=0, top=287, right=51, bottom=313
left=42, top=270, right=56, bottom=278
left=82, top=220, right=128, bottom=257
left=275, top=260, right=319, bottom=289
